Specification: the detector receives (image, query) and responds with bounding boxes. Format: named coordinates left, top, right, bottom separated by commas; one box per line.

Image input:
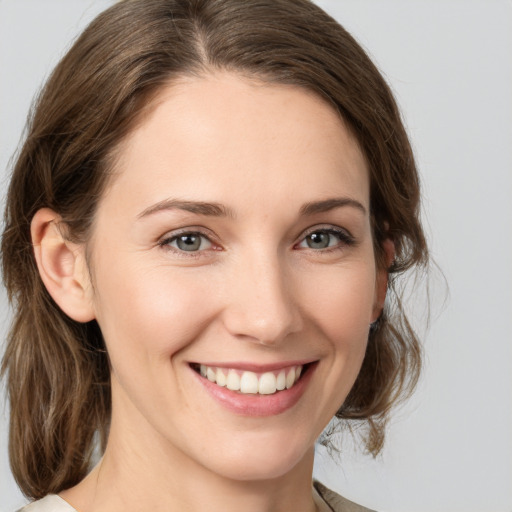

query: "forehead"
left=102, top=72, right=369, bottom=217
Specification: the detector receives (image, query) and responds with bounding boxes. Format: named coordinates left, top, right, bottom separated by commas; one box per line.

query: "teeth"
left=258, top=372, right=277, bottom=395
left=226, top=370, right=241, bottom=391
left=216, top=368, right=226, bottom=387
left=285, top=368, right=295, bottom=389
left=197, top=364, right=304, bottom=395
left=276, top=370, right=286, bottom=391
left=240, top=372, right=259, bottom=394
left=206, top=367, right=216, bottom=382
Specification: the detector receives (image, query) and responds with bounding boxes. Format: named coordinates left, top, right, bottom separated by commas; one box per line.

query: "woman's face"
left=84, top=73, right=386, bottom=481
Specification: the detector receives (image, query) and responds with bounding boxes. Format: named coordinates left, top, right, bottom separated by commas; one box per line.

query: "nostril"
left=219, top=275, right=303, bottom=345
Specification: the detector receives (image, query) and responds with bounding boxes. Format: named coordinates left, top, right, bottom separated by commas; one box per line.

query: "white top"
left=18, top=495, right=75, bottom=512
left=19, top=490, right=331, bottom=512
left=18, top=482, right=373, bottom=511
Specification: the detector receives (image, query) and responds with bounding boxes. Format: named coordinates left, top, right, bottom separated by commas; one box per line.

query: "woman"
left=1, top=0, right=428, bottom=511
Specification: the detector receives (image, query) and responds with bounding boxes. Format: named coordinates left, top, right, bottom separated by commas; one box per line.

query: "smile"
left=193, top=364, right=303, bottom=395
left=190, top=361, right=317, bottom=416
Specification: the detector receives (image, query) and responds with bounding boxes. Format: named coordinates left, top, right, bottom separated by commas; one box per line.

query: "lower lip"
left=191, top=363, right=317, bottom=417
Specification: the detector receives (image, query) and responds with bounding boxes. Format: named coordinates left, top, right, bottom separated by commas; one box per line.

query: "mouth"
left=190, top=360, right=318, bottom=416
left=190, top=362, right=314, bottom=396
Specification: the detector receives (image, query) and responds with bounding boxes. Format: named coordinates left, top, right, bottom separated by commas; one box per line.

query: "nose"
left=220, top=254, right=303, bottom=346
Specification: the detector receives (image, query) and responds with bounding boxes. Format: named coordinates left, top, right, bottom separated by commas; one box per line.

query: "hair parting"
left=1, top=0, right=428, bottom=499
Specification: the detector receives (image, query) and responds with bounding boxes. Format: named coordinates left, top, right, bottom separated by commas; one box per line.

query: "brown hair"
left=1, top=0, right=428, bottom=500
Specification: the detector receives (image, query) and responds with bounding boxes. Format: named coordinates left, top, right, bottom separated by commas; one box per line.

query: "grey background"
left=1, top=1, right=511, bottom=511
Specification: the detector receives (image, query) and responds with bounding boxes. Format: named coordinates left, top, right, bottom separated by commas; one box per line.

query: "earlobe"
left=372, top=237, right=395, bottom=322
left=31, top=208, right=95, bottom=323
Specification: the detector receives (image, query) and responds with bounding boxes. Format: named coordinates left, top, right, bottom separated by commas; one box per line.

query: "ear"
left=372, top=237, right=395, bottom=322
left=31, top=208, right=95, bottom=323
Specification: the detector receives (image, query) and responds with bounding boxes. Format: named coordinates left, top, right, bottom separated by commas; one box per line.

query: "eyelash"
left=158, top=229, right=218, bottom=259
left=295, top=226, right=356, bottom=253
left=158, top=225, right=355, bottom=257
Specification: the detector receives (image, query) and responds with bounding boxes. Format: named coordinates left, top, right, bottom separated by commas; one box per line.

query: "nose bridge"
left=222, top=247, right=302, bottom=345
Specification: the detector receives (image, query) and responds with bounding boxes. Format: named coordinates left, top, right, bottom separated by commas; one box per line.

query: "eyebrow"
left=137, top=196, right=366, bottom=220
left=137, top=199, right=235, bottom=219
left=299, top=197, right=367, bottom=216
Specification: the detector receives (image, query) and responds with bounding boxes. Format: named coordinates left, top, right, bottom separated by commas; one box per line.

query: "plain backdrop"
left=1, top=1, right=511, bottom=511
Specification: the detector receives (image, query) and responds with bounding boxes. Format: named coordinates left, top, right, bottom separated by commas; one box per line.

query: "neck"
left=61, top=402, right=318, bottom=512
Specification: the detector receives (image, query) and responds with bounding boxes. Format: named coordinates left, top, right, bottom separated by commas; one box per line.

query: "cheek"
left=91, top=261, right=219, bottom=364
left=298, top=261, right=377, bottom=346
left=292, top=261, right=376, bottom=422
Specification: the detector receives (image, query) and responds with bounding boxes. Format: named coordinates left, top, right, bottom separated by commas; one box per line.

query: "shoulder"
left=18, top=484, right=371, bottom=512
left=17, top=495, right=77, bottom=512
left=313, top=480, right=377, bottom=512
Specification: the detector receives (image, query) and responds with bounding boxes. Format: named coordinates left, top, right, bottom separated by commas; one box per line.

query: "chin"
left=197, top=430, right=315, bottom=483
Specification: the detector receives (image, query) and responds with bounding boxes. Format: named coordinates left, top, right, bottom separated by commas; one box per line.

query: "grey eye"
left=297, top=228, right=354, bottom=251
left=304, top=231, right=335, bottom=249
left=170, top=233, right=212, bottom=252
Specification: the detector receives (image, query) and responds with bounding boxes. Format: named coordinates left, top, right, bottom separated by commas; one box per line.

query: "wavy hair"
left=1, top=0, right=428, bottom=499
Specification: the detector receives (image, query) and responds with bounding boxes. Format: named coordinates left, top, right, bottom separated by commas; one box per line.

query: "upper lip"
left=189, top=359, right=317, bottom=373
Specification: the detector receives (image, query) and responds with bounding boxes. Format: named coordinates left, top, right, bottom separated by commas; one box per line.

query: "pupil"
left=177, top=235, right=200, bottom=251
left=308, top=232, right=329, bottom=249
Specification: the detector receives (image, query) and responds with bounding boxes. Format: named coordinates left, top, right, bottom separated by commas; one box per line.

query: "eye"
left=162, top=232, right=213, bottom=252
left=297, top=227, right=354, bottom=250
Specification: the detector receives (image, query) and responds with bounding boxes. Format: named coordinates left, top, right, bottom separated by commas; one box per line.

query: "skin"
left=33, top=72, right=390, bottom=512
